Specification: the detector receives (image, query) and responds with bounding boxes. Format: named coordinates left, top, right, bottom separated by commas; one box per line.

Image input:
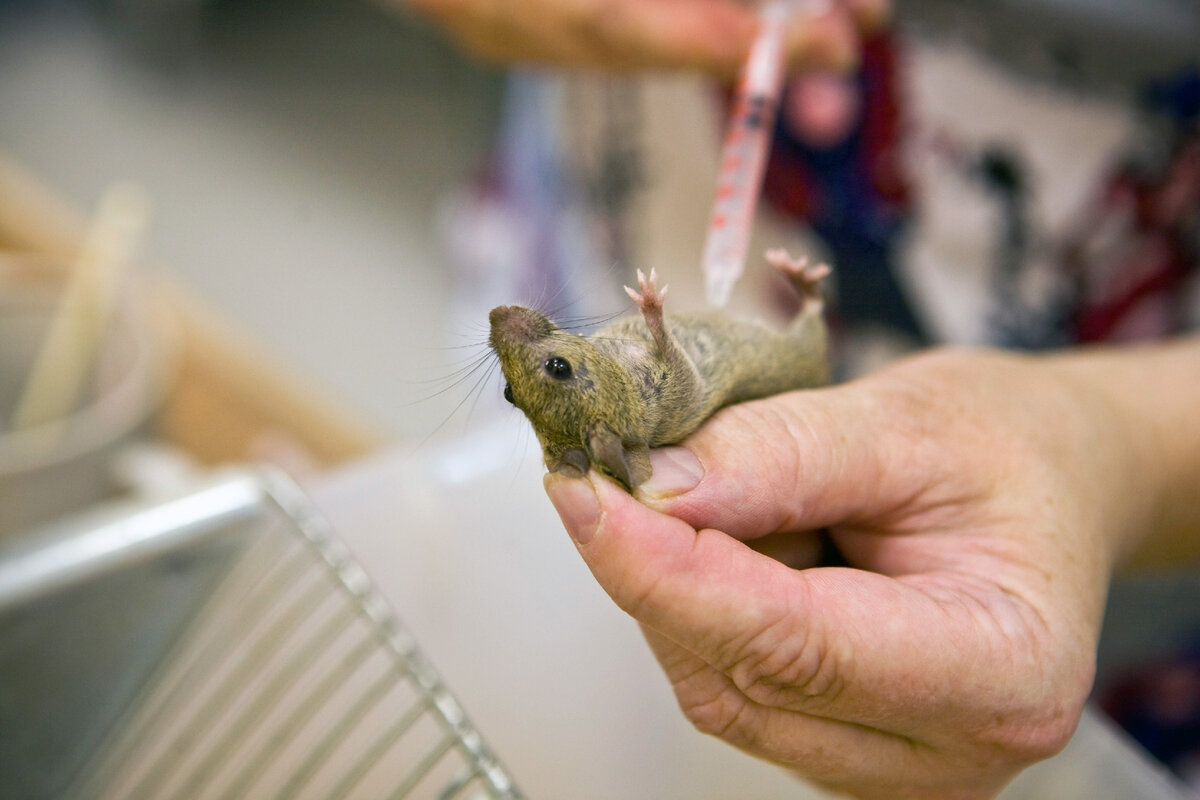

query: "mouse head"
left=489, top=304, right=639, bottom=479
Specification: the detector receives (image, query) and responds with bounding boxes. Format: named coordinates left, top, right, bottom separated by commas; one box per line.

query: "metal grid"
left=66, top=469, right=522, bottom=800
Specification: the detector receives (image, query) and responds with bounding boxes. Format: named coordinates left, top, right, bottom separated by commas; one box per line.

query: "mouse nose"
left=489, top=305, right=549, bottom=343
left=488, top=305, right=514, bottom=328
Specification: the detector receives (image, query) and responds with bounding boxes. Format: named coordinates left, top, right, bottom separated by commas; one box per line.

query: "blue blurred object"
left=1101, top=638, right=1200, bottom=787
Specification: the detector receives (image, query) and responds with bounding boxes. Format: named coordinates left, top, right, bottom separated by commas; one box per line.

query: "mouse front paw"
left=587, top=421, right=651, bottom=491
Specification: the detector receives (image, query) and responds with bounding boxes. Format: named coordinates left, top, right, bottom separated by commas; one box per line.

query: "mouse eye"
left=543, top=356, right=573, bottom=380
left=503, top=383, right=515, bottom=404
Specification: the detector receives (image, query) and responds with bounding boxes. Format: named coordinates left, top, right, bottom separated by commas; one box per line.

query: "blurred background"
left=1, top=0, right=1199, bottom=797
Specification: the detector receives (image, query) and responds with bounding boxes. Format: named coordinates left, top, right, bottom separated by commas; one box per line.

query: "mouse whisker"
left=424, top=342, right=492, bottom=371
left=553, top=309, right=626, bottom=332
left=577, top=333, right=643, bottom=345
left=415, top=345, right=492, bottom=382
left=460, top=358, right=504, bottom=430
left=403, top=348, right=496, bottom=405
left=419, top=355, right=504, bottom=444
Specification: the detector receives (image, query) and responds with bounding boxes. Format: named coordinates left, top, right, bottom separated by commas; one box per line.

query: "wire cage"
left=0, top=468, right=523, bottom=800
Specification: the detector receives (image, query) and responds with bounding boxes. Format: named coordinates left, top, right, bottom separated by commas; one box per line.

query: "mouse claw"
left=626, top=268, right=668, bottom=316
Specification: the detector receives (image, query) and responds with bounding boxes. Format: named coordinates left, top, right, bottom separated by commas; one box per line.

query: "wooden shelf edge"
left=0, top=151, right=385, bottom=468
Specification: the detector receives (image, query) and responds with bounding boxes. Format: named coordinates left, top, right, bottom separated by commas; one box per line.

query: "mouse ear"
left=587, top=422, right=652, bottom=491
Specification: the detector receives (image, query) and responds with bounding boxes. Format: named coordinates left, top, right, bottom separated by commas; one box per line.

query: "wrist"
left=1048, top=336, right=1200, bottom=569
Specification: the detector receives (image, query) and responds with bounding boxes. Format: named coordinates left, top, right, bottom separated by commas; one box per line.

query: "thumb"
left=634, top=385, right=898, bottom=541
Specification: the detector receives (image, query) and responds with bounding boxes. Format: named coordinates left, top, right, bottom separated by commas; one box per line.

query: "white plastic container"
left=0, top=256, right=171, bottom=537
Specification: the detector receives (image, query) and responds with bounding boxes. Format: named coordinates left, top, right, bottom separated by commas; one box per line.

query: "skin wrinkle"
left=713, top=693, right=929, bottom=789
left=650, top=532, right=858, bottom=726
left=767, top=572, right=966, bottom=734
left=620, top=521, right=792, bottom=674
left=895, top=575, right=1084, bottom=762
left=738, top=577, right=855, bottom=717
left=728, top=601, right=843, bottom=711
left=766, top=712, right=948, bottom=794
left=822, top=385, right=941, bottom=531
left=695, top=536, right=797, bottom=658
left=672, top=667, right=745, bottom=738
left=645, top=629, right=762, bottom=746
left=666, top=648, right=717, bottom=688
left=614, top=535, right=676, bottom=621
left=771, top=718, right=882, bottom=782
left=907, top=570, right=1048, bottom=654
left=754, top=402, right=817, bottom=532
left=916, top=578, right=1046, bottom=697
left=733, top=393, right=848, bottom=534
left=849, top=579, right=1027, bottom=736
left=735, top=676, right=1027, bottom=800
left=698, top=688, right=761, bottom=744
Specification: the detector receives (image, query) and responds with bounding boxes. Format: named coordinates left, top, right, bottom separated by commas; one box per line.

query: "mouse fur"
left=488, top=248, right=831, bottom=490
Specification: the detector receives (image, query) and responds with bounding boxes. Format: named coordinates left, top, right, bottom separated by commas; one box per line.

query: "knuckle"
left=677, top=689, right=754, bottom=744
left=1000, top=650, right=1093, bottom=763
left=994, top=702, right=1081, bottom=764
left=740, top=639, right=845, bottom=711
left=562, top=0, right=605, bottom=43
left=970, top=687, right=1087, bottom=769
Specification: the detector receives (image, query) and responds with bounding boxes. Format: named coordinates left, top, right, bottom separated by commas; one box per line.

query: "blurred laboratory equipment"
left=0, top=467, right=521, bottom=800
left=0, top=245, right=172, bottom=537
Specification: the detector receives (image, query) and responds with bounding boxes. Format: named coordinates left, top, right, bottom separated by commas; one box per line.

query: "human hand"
left=400, top=0, right=889, bottom=77
left=544, top=347, right=1172, bottom=799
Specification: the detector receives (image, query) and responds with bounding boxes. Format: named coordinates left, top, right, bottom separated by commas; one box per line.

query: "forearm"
left=1051, top=334, right=1200, bottom=568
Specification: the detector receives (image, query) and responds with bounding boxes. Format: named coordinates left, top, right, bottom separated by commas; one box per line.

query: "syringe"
left=702, top=0, right=818, bottom=307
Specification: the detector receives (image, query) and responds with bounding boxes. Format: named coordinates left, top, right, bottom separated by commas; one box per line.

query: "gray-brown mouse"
left=488, top=248, right=831, bottom=490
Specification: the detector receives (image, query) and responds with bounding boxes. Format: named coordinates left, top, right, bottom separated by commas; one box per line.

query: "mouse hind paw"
left=625, top=268, right=670, bottom=344
left=624, top=268, right=669, bottom=314
left=765, top=248, right=829, bottom=311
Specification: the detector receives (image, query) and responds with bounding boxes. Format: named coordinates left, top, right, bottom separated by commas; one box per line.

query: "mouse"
left=488, top=248, right=831, bottom=490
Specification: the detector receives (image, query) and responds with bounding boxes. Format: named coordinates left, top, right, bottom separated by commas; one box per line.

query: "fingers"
left=636, top=624, right=958, bottom=795
left=786, top=5, right=861, bottom=72
left=404, top=0, right=756, bottom=74
left=596, top=0, right=757, bottom=75
left=544, top=470, right=1003, bottom=735
left=846, top=0, right=892, bottom=32
left=401, top=0, right=884, bottom=75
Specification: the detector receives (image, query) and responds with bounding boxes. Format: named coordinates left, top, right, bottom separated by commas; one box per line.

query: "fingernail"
left=544, top=473, right=601, bottom=546
left=639, top=447, right=704, bottom=500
